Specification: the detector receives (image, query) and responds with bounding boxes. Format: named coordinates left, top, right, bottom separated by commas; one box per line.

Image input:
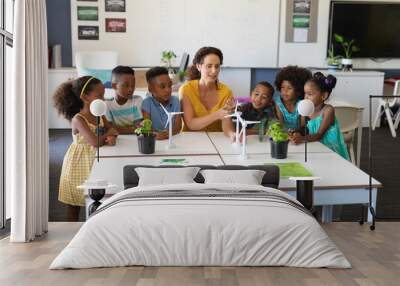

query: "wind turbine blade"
left=224, top=114, right=235, bottom=118
left=159, top=103, right=168, bottom=115
left=237, top=115, right=245, bottom=125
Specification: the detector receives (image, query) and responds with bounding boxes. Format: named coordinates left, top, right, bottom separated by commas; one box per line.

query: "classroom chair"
left=372, top=79, right=400, bottom=138
left=75, top=51, right=118, bottom=99
left=335, top=105, right=363, bottom=166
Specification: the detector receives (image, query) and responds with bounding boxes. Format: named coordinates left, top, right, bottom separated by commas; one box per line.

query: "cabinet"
left=48, top=68, right=77, bottom=128
left=313, top=70, right=385, bottom=127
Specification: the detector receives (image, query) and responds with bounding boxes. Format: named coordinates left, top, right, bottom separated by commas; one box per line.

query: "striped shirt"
left=105, top=95, right=143, bottom=127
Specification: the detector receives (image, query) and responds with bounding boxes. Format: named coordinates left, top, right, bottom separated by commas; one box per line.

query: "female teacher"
left=179, top=46, right=236, bottom=140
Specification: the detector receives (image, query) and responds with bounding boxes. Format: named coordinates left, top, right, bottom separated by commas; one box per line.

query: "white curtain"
left=9, top=0, right=49, bottom=242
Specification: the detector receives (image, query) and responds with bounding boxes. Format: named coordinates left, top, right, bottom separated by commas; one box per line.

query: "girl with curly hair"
left=274, top=65, right=312, bottom=130
left=53, top=76, right=118, bottom=221
left=289, top=72, right=349, bottom=160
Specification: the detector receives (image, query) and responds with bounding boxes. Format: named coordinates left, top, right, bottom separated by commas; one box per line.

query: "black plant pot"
left=270, top=139, right=289, bottom=159
left=137, top=134, right=156, bottom=154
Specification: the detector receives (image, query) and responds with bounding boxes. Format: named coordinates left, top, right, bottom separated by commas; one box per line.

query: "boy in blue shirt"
left=142, top=67, right=182, bottom=140
left=106, top=66, right=143, bottom=134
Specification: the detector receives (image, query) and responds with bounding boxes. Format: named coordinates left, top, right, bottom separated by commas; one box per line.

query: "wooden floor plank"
left=0, top=222, right=399, bottom=286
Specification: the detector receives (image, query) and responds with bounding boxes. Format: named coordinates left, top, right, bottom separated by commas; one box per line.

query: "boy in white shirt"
left=106, top=66, right=143, bottom=134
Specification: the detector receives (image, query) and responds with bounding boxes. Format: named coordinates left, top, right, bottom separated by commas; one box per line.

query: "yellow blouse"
left=179, top=80, right=233, bottom=132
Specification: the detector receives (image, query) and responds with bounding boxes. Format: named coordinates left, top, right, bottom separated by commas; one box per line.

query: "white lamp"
left=159, top=103, right=184, bottom=149
left=297, top=99, right=315, bottom=162
left=90, top=99, right=107, bottom=161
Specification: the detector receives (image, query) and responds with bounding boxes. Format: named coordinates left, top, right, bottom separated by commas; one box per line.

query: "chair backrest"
left=394, top=80, right=400, bottom=96
left=334, top=106, right=361, bottom=133
left=75, top=51, right=118, bottom=76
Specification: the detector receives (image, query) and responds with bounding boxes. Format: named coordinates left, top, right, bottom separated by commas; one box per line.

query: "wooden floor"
left=0, top=222, right=399, bottom=286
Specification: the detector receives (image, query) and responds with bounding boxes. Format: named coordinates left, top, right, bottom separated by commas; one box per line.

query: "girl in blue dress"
left=274, top=66, right=312, bottom=130
left=289, top=72, right=350, bottom=160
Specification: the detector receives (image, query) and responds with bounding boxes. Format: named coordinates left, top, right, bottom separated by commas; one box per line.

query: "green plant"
left=161, top=50, right=177, bottom=69
left=334, top=34, right=360, bottom=59
left=134, top=119, right=153, bottom=136
left=326, top=45, right=342, bottom=66
left=267, top=122, right=289, bottom=142
left=176, top=69, right=187, bottom=82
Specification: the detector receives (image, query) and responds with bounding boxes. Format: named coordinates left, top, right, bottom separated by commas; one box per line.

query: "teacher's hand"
left=223, top=98, right=236, bottom=113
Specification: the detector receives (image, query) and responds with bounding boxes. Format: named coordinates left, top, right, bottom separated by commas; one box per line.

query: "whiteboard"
left=71, top=0, right=280, bottom=67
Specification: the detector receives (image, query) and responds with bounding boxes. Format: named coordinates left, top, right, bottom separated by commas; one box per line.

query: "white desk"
left=208, top=133, right=333, bottom=155
left=98, top=132, right=218, bottom=157
left=87, top=132, right=381, bottom=224
left=221, top=152, right=381, bottom=222
left=85, top=155, right=224, bottom=219
left=89, top=155, right=224, bottom=191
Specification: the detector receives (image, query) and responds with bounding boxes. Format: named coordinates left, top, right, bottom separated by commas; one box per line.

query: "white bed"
left=50, top=183, right=350, bottom=269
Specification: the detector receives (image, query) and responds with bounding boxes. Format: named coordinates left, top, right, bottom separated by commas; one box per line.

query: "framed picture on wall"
left=293, top=0, right=311, bottom=13
left=78, top=26, right=99, bottom=40
left=105, top=18, right=126, bottom=32
left=105, top=0, right=126, bottom=12
left=77, top=6, right=98, bottom=21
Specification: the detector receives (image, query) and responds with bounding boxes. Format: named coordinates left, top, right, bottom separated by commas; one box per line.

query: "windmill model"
left=224, top=101, right=242, bottom=147
left=225, top=101, right=260, bottom=159
left=159, top=103, right=184, bottom=149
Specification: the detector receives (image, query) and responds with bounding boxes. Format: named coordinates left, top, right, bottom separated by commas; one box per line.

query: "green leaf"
left=334, top=34, right=343, bottom=43
left=135, top=119, right=153, bottom=136
left=267, top=122, right=288, bottom=142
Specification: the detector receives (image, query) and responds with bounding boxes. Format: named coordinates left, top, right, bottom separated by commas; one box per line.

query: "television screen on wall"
left=328, top=2, right=400, bottom=58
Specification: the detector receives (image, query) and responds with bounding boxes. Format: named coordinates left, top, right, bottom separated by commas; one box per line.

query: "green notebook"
left=273, top=162, right=313, bottom=178
left=160, top=158, right=188, bottom=165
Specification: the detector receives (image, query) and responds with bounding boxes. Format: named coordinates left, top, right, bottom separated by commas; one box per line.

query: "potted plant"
left=267, top=122, right=289, bottom=159
left=334, top=33, right=360, bottom=71
left=134, top=119, right=156, bottom=154
left=326, top=45, right=342, bottom=71
left=161, top=50, right=177, bottom=79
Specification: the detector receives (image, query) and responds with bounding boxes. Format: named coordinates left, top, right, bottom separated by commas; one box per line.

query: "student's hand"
left=105, top=135, right=117, bottom=146
left=155, top=130, right=169, bottom=140
left=228, top=131, right=244, bottom=143
left=289, top=132, right=303, bottom=145
left=106, top=128, right=119, bottom=137
left=215, top=108, right=231, bottom=120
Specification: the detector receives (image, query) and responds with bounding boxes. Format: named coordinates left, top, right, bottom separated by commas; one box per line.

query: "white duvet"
left=50, top=183, right=351, bottom=269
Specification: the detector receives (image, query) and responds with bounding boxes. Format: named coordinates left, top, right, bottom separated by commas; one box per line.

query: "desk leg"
left=368, top=188, right=377, bottom=223
left=357, top=113, right=363, bottom=167
left=321, top=205, right=333, bottom=223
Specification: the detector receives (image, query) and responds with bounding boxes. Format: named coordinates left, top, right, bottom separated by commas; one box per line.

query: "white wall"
left=278, top=0, right=400, bottom=69
left=70, top=0, right=400, bottom=69
left=71, top=0, right=280, bottom=68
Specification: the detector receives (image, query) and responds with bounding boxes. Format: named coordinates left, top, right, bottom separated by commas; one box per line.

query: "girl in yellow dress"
left=53, top=76, right=118, bottom=221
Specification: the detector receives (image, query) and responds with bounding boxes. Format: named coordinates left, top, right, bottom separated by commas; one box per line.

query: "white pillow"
left=200, top=169, right=266, bottom=185
left=135, top=167, right=201, bottom=186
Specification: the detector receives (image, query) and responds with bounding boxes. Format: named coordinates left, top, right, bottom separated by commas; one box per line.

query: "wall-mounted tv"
left=328, top=1, right=400, bottom=58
